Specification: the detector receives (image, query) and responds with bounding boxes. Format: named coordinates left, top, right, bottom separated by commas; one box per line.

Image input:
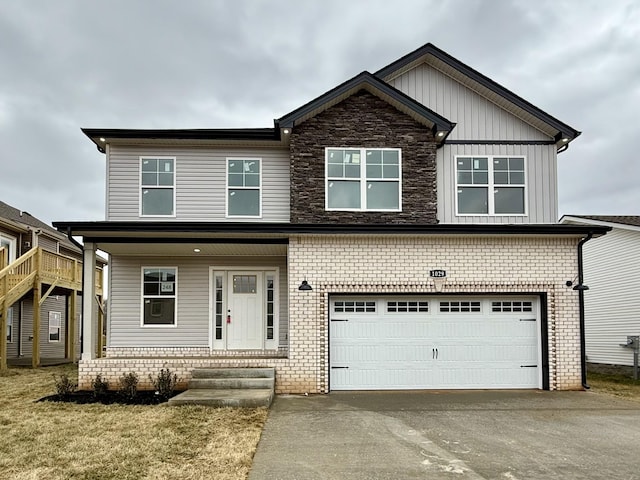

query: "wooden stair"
left=0, top=247, right=104, bottom=369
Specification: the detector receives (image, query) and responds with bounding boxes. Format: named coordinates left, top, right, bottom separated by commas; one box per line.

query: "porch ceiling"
left=96, top=242, right=287, bottom=257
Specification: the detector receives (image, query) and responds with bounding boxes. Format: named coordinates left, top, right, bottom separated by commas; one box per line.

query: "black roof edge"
left=82, top=128, right=282, bottom=152
left=277, top=71, right=455, bottom=133
left=53, top=221, right=610, bottom=236
left=374, top=43, right=580, bottom=140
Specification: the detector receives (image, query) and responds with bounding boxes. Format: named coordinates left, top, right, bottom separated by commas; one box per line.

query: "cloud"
left=0, top=0, right=638, bottom=225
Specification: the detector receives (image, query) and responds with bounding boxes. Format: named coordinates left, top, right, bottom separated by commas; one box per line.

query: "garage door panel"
left=330, top=296, right=541, bottom=390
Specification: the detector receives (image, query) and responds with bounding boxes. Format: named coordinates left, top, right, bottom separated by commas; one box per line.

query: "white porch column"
left=82, top=242, right=96, bottom=360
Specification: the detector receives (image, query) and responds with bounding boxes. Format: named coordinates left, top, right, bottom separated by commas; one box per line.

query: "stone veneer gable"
left=289, top=90, right=438, bottom=224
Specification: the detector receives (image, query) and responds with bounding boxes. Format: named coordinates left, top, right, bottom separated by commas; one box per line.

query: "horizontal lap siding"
left=437, top=144, right=557, bottom=224
left=37, top=235, right=58, bottom=253
left=109, top=255, right=288, bottom=348
left=583, top=228, right=640, bottom=366
left=20, top=295, right=67, bottom=358
left=107, top=146, right=290, bottom=222
left=390, top=63, right=551, bottom=141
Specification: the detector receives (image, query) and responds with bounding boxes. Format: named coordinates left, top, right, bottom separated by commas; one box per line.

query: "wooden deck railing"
left=0, top=247, right=103, bottom=309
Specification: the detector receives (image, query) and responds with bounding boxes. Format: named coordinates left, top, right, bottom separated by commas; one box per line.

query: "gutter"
left=576, top=232, right=594, bottom=389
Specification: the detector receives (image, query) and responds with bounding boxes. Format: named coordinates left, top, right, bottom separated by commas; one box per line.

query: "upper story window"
left=326, top=148, right=401, bottom=211
left=227, top=158, right=261, bottom=217
left=455, top=156, right=526, bottom=215
left=140, top=157, right=175, bottom=216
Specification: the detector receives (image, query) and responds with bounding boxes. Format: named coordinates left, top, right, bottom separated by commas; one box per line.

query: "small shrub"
left=150, top=368, right=179, bottom=400
left=118, top=372, right=139, bottom=400
left=91, top=374, right=109, bottom=398
left=53, top=373, right=77, bottom=396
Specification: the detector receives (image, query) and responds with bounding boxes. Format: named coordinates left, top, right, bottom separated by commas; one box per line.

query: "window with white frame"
left=227, top=158, right=261, bottom=217
left=49, top=311, right=61, bottom=342
left=140, top=157, right=175, bottom=216
left=142, top=267, right=177, bottom=326
left=6, top=308, right=12, bottom=342
left=456, top=156, right=526, bottom=215
left=326, top=148, right=401, bottom=211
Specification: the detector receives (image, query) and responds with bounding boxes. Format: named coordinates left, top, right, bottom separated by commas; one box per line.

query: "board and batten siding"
left=583, top=227, right=640, bottom=366
left=108, top=255, right=288, bottom=348
left=388, top=63, right=551, bottom=141
left=437, top=144, right=558, bottom=224
left=107, top=145, right=290, bottom=222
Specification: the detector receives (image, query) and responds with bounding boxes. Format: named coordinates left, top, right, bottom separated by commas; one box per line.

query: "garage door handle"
left=520, top=365, right=537, bottom=368
left=432, top=348, right=438, bottom=359
left=331, top=366, right=349, bottom=369
left=519, top=319, right=536, bottom=322
left=331, top=318, right=349, bottom=322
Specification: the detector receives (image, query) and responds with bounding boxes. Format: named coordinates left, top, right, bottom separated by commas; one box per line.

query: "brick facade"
left=79, top=234, right=583, bottom=393
left=289, top=90, right=438, bottom=224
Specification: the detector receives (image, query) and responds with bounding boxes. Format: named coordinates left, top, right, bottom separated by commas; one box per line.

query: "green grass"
left=0, top=364, right=267, bottom=479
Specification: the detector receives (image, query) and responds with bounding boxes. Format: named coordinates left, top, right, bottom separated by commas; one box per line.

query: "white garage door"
left=329, top=296, right=541, bottom=390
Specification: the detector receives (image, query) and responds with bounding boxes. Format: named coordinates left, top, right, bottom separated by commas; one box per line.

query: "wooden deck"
left=0, top=247, right=104, bottom=369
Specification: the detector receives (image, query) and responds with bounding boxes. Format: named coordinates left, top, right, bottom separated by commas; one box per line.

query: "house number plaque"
left=429, top=270, right=447, bottom=278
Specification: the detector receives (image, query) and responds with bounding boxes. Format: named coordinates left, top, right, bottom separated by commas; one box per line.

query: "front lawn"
left=0, top=364, right=267, bottom=480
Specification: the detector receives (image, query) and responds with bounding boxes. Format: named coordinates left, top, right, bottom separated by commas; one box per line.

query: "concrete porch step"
left=191, top=367, right=275, bottom=379
left=189, top=377, right=275, bottom=390
left=168, top=388, right=274, bottom=408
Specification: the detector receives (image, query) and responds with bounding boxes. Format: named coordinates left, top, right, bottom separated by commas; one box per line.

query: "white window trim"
left=208, top=266, right=279, bottom=350
left=225, top=157, right=263, bottom=219
left=0, top=233, right=17, bottom=263
left=454, top=155, right=528, bottom=217
left=48, top=311, right=61, bottom=343
left=140, top=266, right=178, bottom=328
left=325, top=147, right=402, bottom=212
left=139, top=156, right=177, bottom=218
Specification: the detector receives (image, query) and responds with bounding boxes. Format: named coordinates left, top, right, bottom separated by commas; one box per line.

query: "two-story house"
left=55, top=43, right=608, bottom=393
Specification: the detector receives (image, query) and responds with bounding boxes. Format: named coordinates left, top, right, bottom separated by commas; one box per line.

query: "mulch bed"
left=37, top=390, right=184, bottom=405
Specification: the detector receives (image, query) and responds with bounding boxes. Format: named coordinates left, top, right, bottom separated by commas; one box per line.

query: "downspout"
left=577, top=231, right=593, bottom=389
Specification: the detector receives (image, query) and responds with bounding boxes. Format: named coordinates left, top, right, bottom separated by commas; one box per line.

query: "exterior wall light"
left=298, top=280, right=312, bottom=291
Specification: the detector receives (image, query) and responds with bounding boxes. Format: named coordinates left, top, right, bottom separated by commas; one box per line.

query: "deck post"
left=32, top=250, right=42, bottom=369
left=1, top=273, right=8, bottom=370
left=96, top=296, right=103, bottom=358
left=66, top=290, right=77, bottom=361
left=81, top=243, right=96, bottom=361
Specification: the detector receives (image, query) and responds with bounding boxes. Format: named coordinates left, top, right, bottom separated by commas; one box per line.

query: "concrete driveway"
left=249, top=390, right=640, bottom=479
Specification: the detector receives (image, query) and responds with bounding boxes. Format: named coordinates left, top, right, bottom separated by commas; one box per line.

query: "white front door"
left=226, top=271, right=263, bottom=349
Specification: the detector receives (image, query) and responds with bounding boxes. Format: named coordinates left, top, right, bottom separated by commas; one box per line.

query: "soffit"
left=96, top=242, right=287, bottom=257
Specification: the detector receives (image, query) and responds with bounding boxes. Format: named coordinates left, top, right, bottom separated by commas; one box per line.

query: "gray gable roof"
left=375, top=42, right=580, bottom=143
left=564, top=215, right=640, bottom=228
left=0, top=200, right=80, bottom=252
left=276, top=71, right=455, bottom=138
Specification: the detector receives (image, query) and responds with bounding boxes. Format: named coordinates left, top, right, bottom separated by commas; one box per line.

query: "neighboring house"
left=0, top=200, right=105, bottom=368
left=560, top=215, right=640, bottom=371
left=55, top=43, right=608, bottom=393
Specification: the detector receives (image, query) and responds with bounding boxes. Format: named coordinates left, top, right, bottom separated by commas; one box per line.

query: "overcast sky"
left=1, top=0, right=639, bottom=226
